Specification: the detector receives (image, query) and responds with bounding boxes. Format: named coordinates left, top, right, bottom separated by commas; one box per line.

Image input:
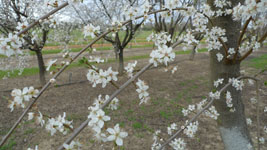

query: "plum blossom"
left=209, top=91, right=221, bottom=100
left=171, top=66, right=178, bottom=74
left=107, top=124, right=128, bottom=146
left=226, top=91, right=233, bottom=108
left=63, top=141, right=82, bottom=150
left=246, top=118, right=252, bottom=125
left=88, top=56, right=104, bottom=63
left=83, top=24, right=100, bottom=38
left=36, top=111, right=45, bottom=127
left=136, top=79, right=150, bottom=105
left=147, top=32, right=171, bottom=47
left=214, top=78, right=224, bottom=88
left=0, top=33, right=23, bottom=57
left=205, top=106, right=220, bottom=120
left=229, top=78, right=244, bottom=91
left=183, top=121, right=199, bottom=138
left=9, top=87, right=39, bottom=111
left=46, top=59, right=57, bottom=71
left=45, top=112, right=73, bottom=136
left=167, top=123, right=178, bottom=135
left=28, top=112, right=35, bottom=120
left=169, top=138, right=186, bottom=150
left=216, top=53, right=224, bottom=62
left=149, top=45, right=175, bottom=67
left=107, top=97, right=119, bottom=110
left=125, top=61, right=137, bottom=78
left=86, top=67, right=118, bottom=88
left=88, top=109, right=110, bottom=133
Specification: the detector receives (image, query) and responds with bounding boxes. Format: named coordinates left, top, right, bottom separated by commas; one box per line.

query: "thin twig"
left=233, top=17, right=252, bottom=61
left=239, top=32, right=267, bottom=62
left=57, top=63, right=152, bottom=150
left=17, top=2, right=69, bottom=36
left=158, top=76, right=245, bottom=149
left=1, top=7, right=188, bottom=147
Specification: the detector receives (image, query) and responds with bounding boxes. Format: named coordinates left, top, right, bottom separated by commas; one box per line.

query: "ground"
left=0, top=47, right=267, bottom=150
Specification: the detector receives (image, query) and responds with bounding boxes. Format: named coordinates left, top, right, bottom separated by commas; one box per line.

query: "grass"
left=0, top=138, right=16, bottom=150
left=7, top=48, right=267, bottom=80
left=0, top=47, right=198, bottom=79
left=248, top=54, right=267, bottom=69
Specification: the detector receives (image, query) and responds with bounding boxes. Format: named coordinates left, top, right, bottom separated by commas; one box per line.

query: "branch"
left=16, top=2, right=69, bottom=36
left=57, top=63, right=153, bottom=150
left=158, top=76, right=247, bottom=149
left=233, top=17, right=252, bottom=61
left=57, top=30, right=191, bottom=150
left=239, top=32, right=267, bottom=62
left=0, top=6, right=188, bottom=147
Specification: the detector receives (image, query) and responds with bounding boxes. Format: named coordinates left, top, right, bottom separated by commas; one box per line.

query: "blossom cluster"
left=86, top=67, right=118, bottom=88
left=136, top=79, right=150, bottom=105
left=87, top=97, right=128, bottom=147
left=183, top=121, right=199, bottom=138
left=0, top=33, right=24, bottom=57
left=9, top=87, right=39, bottom=111
left=83, top=24, right=101, bottom=38
left=232, top=0, right=267, bottom=21
left=169, top=138, right=186, bottom=150
left=93, top=94, right=119, bottom=110
left=124, top=61, right=137, bottom=78
left=45, top=112, right=73, bottom=136
left=204, top=106, right=220, bottom=120
left=229, top=78, right=244, bottom=91
left=149, top=45, right=175, bottom=67
left=147, top=32, right=171, bottom=47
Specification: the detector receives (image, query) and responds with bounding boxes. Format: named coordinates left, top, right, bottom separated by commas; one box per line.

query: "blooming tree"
left=0, top=0, right=266, bottom=150
left=0, top=0, right=62, bottom=85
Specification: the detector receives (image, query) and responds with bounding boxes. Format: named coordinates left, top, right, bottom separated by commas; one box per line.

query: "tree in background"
left=0, top=0, right=58, bottom=85
left=72, top=0, right=149, bottom=75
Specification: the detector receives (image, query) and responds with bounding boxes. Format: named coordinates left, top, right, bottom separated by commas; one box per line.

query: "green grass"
left=0, top=48, right=208, bottom=79
left=24, top=128, right=35, bottom=135
left=248, top=54, right=267, bottom=69
left=132, top=122, right=143, bottom=129
left=0, top=138, right=16, bottom=150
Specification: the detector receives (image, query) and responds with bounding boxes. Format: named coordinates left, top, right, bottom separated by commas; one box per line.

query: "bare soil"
left=0, top=51, right=267, bottom=150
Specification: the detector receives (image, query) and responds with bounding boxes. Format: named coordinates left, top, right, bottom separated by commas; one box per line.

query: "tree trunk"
left=208, top=0, right=253, bottom=149
left=118, top=48, right=124, bottom=75
left=189, top=45, right=197, bottom=60
left=35, top=50, right=46, bottom=86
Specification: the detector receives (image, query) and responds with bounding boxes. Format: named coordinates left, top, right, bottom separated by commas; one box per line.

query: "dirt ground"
left=0, top=50, right=267, bottom=150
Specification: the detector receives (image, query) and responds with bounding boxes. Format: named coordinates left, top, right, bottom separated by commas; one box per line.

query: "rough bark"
left=118, top=47, right=124, bottom=75
left=35, top=50, right=46, bottom=86
left=208, top=0, right=253, bottom=149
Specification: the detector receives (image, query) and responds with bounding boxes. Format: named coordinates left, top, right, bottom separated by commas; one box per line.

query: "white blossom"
left=169, top=138, right=186, bottom=150
left=107, top=124, right=128, bottom=146
left=226, top=91, right=233, bottom=108
left=46, top=59, right=57, bottom=71
left=183, top=121, right=199, bottom=138
left=136, top=79, right=150, bottom=105
left=63, top=141, right=82, bottom=150
left=214, top=78, right=224, bottom=88
left=229, top=78, right=244, bottom=91
left=246, top=118, right=252, bottom=125
left=216, top=53, right=224, bottom=62
left=83, top=24, right=100, bottom=38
